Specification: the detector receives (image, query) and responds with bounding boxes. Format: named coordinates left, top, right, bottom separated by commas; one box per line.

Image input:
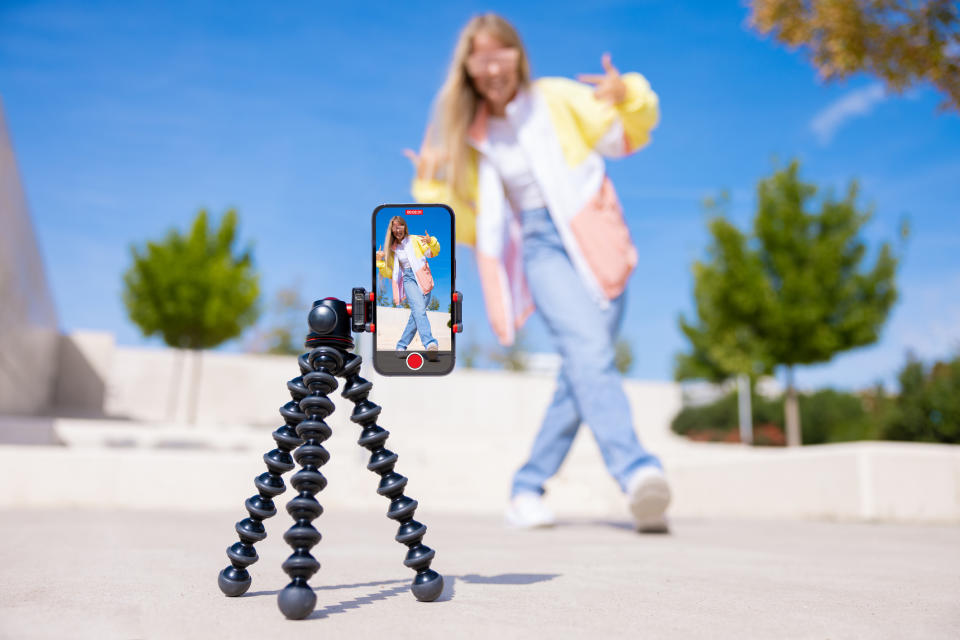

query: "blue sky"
left=2, top=0, right=958, bottom=389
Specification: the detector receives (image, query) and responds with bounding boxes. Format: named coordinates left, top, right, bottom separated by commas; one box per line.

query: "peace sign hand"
left=577, top=53, right=627, bottom=105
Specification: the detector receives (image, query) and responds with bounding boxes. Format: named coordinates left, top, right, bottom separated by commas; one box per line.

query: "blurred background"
left=1, top=0, right=958, bottom=521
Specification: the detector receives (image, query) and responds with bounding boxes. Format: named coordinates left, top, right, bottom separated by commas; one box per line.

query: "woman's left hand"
left=577, top=53, right=626, bottom=105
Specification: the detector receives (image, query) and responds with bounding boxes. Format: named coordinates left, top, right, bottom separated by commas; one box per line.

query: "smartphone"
left=372, top=204, right=455, bottom=375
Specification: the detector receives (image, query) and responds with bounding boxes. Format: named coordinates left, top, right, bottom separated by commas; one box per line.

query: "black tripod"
left=218, top=292, right=458, bottom=619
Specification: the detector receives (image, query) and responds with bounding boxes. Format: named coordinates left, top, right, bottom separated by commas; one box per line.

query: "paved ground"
left=375, top=306, right=452, bottom=351
left=1, top=509, right=958, bottom=639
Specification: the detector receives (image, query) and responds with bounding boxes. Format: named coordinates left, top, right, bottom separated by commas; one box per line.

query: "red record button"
left=406, top=352, right=424, bottom=370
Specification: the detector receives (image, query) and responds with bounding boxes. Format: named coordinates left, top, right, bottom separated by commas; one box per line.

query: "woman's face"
left=467, top=31, right=520, bottom=114
left=391, top=219, right=406, bottom=241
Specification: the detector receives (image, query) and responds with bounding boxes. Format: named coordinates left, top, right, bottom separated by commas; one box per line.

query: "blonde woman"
left=405, top=13, right=670, bottom=531
left=376, top=215, right=442, bottom=354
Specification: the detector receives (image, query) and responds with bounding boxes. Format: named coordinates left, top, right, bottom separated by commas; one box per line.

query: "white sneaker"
left=626, top=466, right=671, bottom=533
left=505, top=492, right=556, bottom=529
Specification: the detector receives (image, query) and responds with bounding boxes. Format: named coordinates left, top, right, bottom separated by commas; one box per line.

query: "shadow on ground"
left=245, top=573, right=560, bottom=619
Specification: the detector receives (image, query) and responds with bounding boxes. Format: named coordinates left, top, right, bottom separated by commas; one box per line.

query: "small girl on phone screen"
left=376, top=215, right=441, bottom=354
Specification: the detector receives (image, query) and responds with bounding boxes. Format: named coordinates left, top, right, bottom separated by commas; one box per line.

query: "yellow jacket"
left=377, top=233, right=441, bottom=303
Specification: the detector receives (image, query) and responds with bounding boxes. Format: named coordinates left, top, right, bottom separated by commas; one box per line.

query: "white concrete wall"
left=0, top=98, right=59, bottom=415
left=1, top=440, right=958, bottom=523
left=5, top=334, right=958, bottom=523
left=53, top=331, right=686, bottom=445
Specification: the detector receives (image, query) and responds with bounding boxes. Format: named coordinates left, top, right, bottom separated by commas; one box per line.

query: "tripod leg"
left=277, top=349, right=338, bottom=619
left=339, top=352, right=444, bottom=602
left=218, top=367, right=309, bottom=596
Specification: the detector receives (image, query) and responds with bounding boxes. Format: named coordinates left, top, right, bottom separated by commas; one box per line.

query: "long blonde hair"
left=432, top=13, right=532, bottom=202
left=382, top=215, right=409, bottom=269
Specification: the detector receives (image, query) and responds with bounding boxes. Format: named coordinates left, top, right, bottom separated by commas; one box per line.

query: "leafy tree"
left=676, top=191, right=775, bottom=384
left=614, top=337, right=634, bottom=375
left=748, top=0, right=960, bottom=111
left=671, top=387, right=880, bottom=445
left=250, top=285, right=308, bottom=356
left=678, top=161, right=899, bottom=445
left=428, top=296, right=440, bottom=311
left=884, top=352, right=960, bottom=442
left=122, top=209, right=260, bottom=422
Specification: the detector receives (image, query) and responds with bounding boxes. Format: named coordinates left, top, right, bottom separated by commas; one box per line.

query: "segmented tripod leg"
left=339, top=352, right=444, bottom=602
left=276, top=349, right=337, bottom=619
left=218, top=370, right=308, bottom=596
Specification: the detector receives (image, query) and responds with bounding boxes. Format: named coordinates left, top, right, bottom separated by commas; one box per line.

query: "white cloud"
left=810, top=84, right=886, bottom=145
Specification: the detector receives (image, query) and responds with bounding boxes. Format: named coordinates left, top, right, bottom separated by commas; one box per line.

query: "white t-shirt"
left=395, top=236, right=411, bottom=270
left=486, top=115, right=547, bottom=212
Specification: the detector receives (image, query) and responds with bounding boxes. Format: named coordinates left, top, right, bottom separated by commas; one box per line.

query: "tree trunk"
left=167, top=348, right=185, bottom=422
left=737, top=373, right=753, bottom=445
left=785, top=365, right=801, bottom=446
left=185, top=349, right=203, bottom=426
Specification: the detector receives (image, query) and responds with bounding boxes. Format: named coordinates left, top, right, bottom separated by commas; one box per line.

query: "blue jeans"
left=511, top=207, right=662, bottom=496
left=397, top=266, right=438, bottom=350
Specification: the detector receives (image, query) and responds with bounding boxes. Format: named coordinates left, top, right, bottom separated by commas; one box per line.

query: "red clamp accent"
left=451, top=291, right=463, bottom=334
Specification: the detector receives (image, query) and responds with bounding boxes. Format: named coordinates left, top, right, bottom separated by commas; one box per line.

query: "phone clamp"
left=346, top=286, right=463, bottom=335
left=451, top=291, right=464, bottom=334
left=217, top=295, right=445, bottom=619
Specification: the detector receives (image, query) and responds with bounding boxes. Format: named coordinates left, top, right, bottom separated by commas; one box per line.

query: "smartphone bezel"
left=371, top=203, right=455, bottom=376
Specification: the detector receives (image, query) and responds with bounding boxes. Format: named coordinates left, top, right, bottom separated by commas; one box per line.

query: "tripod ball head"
left=305, top=298, right=354, bottom=350
left=308, top=299, right=339, bottom=334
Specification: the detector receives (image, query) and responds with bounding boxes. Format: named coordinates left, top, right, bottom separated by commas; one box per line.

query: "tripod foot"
left=278, top=582, right=317, bottom=620
left=411, top=569, right=444, bottom=602
left=218, top=567, right=251, bottom=597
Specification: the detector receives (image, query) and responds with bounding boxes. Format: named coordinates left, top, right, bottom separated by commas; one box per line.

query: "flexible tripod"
left=218, top=291, right=461, bottom=619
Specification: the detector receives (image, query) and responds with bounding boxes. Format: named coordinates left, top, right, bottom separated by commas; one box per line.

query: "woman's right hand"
left=403, top=145, right=447, bottom=181
left=376, top=245, right=384, bottom=262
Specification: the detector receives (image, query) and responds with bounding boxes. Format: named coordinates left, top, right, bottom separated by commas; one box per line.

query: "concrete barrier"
left=2, top=433, right=957, bottom=523
left=4, top=334, right=958, bottom=523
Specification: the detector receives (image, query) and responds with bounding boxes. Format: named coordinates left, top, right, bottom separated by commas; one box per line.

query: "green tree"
left=251, top=285, right=307, bottom=356
left=122, top=209, right=260, bottom=422
left=676, top=192, right=775, bottom=384
left=884, top=352, right=960, bottom=443
left=614, top=337, right=634, bottom=375
left=678, top=161, right=899, bottom=445
left=748, top=0, right=960, bottom=111
left=675, top=191, right=777, bottom=440
left=428, top=296, right=440, bottom=311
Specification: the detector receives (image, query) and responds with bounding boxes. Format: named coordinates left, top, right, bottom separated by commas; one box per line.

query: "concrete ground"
left=375, top=306, right=452, bottom=351
left=1, top=509, right=957, bottom=639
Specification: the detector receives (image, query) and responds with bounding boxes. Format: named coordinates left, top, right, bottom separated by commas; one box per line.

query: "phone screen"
left=372, top=204, right=455, bottom=375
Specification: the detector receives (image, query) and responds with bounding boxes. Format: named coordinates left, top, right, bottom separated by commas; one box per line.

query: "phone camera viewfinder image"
left=372, top=204, right=455, bottom=376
